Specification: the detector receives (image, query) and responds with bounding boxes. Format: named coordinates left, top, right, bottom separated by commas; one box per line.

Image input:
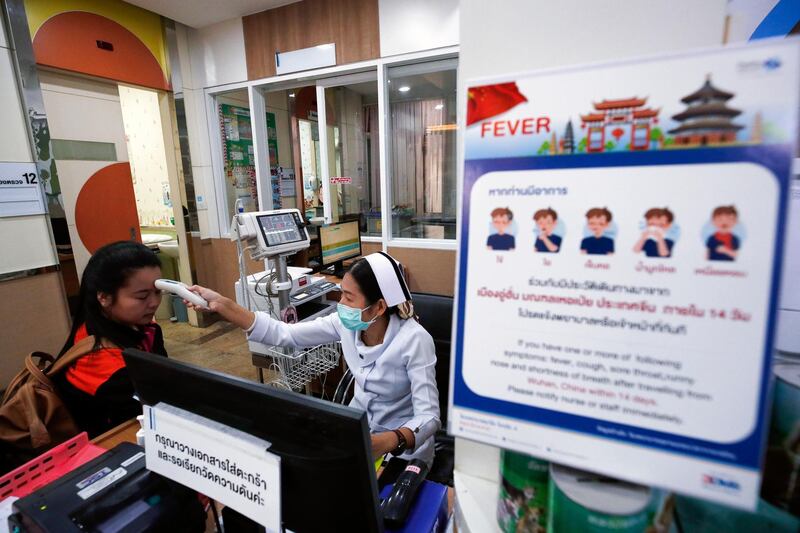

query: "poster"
left=450, top=39, right=800, bottom=509
left=266, top=112, right=281, bottom=209
left=220, top=104, right=257, bottom=211
left=220, top=106, right=281, bottom=210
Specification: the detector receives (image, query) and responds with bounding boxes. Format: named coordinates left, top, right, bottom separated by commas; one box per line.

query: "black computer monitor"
left=122, top=350, right=382, bottom=532
left=318, top=220, right=362, bottom=277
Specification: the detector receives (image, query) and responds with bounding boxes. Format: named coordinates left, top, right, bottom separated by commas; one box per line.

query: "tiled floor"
left=158, top=319, right=263, bottom=382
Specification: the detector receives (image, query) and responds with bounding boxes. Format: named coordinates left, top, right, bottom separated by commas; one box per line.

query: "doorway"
left=39, top=71, right=192, bottom=317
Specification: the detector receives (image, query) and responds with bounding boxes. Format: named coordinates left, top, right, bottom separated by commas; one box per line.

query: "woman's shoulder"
left=395, top=317, right=435, bottom=349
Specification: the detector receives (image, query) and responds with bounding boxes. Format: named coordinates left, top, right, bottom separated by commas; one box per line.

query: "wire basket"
left=263, top=342, right=342, bottom=391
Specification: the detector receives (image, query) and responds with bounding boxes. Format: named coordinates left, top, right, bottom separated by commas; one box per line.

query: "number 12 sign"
left=0, top=162, right=46, bottom=217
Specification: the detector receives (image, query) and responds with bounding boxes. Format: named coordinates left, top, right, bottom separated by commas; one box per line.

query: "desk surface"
left=92, top=419, right=139, bottom=450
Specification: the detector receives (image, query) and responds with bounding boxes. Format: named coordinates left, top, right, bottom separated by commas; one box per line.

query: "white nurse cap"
left=364, top=252, right=411, bottom=307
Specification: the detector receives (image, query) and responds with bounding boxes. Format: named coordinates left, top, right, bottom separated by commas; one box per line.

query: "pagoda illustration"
left=669, top=75, right=743, bottom=146
left=579, top=98, right=659, bottom=153
left=561, top=120, right=575, bottom=154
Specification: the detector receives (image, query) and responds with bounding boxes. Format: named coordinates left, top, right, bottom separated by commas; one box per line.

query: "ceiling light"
left=435, top=104, right=444, bottom=110
left=398, top=86, right=410, bottom=93
left=289, top=93, right=296, bottom=98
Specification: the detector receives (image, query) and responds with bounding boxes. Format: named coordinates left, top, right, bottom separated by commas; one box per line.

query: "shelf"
left=453, top=469, right=501, bottom=533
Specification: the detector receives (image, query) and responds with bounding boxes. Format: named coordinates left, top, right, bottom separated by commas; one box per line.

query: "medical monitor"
left=230, top=208, right=310, bottom=259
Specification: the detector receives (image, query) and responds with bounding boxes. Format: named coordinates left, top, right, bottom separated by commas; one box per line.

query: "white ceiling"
left=124, top=0, right=301, bottom=28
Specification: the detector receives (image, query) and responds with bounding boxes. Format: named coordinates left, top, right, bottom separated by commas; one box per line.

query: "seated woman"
left=54, top=241, right=167, bottom=438
left=189, top=252, right=441, bottom=466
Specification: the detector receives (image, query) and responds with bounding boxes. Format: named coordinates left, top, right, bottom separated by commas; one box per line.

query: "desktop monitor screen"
left=319, top=220, right=361, bottom=267
left=256, top=212, right=305, bottom=248
left=122, top=350, right=382, bottom=532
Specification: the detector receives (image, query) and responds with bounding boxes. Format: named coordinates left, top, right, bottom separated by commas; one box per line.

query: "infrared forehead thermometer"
left=155, top=279, right=209, bottom=309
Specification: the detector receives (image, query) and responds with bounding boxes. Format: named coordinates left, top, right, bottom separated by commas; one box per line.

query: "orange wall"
left=25, top=0, right=170, bottom=90
left=388, top=247, right=456, bottom=296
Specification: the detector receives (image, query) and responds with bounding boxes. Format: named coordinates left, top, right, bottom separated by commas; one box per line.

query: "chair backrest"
left=411, top=292, right=453, bottom=424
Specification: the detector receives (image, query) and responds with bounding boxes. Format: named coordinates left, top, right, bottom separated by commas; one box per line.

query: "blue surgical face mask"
left=337, top=303, right=375, bottom=331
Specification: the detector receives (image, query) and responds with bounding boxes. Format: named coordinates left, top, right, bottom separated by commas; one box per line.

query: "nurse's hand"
left=371, top=432, right=397, bottom=459
left=185, top=285, right=256, bottom=331
left=370, top=429, right=415, bottom=459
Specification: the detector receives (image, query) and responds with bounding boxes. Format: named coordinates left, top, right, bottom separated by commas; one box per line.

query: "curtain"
left=389, top=99, right=446, bottom=215
left=364, top=104, right=381, bottom=208
left=423, top=101, right=446, bottom=214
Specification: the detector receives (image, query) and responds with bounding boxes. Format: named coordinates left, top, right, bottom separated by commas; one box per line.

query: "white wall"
left=0, top=52, right=33, bottom=166
left=40, top=73, right=129, bottom=275
left=174, top=18, right=248, bottom=239
left=454, top=0, right=728, bottom=482
left=0, top=12, right=58, bottom=274
left=379, top=0, right=459, bottom=57
left=459, top=0, right=727, bottom=82
left=187, top=17, right=248, bottom=89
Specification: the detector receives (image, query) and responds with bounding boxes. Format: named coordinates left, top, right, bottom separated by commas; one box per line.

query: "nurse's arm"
left=188, top=285, right=255, bottom=329
left=247, top=311, right=341, bottom=349
left=189, top=284, right=340, bottom=348
left=400, top=336, right=441, bottom=452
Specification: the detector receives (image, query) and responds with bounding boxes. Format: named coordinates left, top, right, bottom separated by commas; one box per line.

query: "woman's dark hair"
left=347, top=258, right=399, bottom=316
left=59, top=241, right=161, bottom=355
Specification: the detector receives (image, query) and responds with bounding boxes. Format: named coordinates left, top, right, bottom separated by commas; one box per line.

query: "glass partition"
left=386, top=59, right=458, bottom=240
left=323, top=79, right=381, bottom=236
left=215, top=55, right=458, bottom=247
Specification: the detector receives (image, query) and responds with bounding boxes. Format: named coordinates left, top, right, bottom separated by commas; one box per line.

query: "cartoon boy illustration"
left=487, top=207, right=516, bottom=251
left=633, top=207, right=675, bottom=258
left=706, top=205, right=740, bottom=261
left=533, top=208, right=561, bottom=253
left=580, top=207, right=614, bottom=255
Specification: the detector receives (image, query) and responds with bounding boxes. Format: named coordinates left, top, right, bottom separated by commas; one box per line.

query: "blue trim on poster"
left=453, top=145, right=793, bottom=470
left=750, top=0, right=800, bottom=40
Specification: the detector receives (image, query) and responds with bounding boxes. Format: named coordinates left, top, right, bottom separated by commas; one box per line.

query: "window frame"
left=205, top=47, right=459, bottom=251
left=381, top=57, right=459, bottom=249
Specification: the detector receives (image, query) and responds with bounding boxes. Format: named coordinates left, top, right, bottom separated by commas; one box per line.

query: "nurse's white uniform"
left=248, top=310, right=441, bottom=465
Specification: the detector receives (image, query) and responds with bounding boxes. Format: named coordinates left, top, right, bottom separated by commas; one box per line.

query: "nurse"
left=187, top=252, right=441, bottom=466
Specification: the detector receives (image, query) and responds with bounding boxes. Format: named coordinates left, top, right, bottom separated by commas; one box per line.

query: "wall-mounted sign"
left=330, top=176, right=352, bottom=185
left=450, top=39, right=800, bottom=510
left=276, top=43, right=336, bottom=76
left=0, top=162, right=46, bottom=217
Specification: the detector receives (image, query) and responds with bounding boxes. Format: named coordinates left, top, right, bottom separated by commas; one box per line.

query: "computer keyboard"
left=290, top=281, right=338, bottom=304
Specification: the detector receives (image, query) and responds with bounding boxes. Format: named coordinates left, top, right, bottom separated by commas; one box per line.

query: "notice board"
left=450, top=38, right=799, bottom=509
left=220, top=105, right=281, bottom=210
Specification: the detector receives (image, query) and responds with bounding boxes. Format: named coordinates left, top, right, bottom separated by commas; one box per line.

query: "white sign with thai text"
left=143, top=403, right=281, bottom=532
left=0, top=162, right=46, bottom=217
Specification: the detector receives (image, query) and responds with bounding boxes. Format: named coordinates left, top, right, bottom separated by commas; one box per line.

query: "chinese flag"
left=467, top=82, right=527, bottom=126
